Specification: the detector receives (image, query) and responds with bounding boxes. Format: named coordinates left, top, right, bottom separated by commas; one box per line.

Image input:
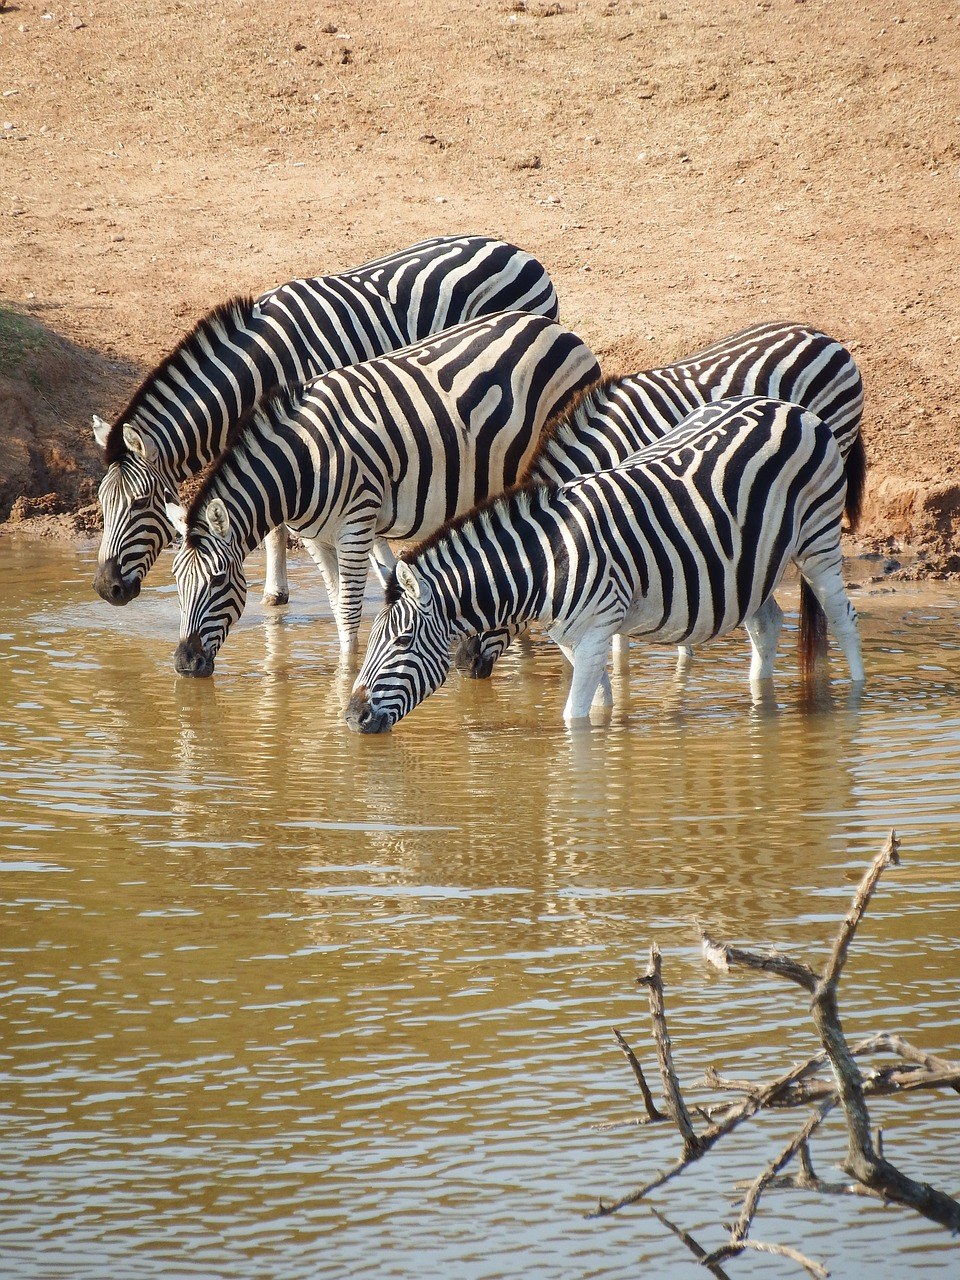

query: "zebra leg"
left=303, top=539, right=341, bottom=615
left=558, top=633, right=613, bottom=722
left=370, top=538, right=396, bottom=589
left=743, top=596, right=784, bottom=684
left=262, top=526, right=290, bottom=607
left=335, top=527, right=378, bottom=663
left=802, top=565, right=865, bottom=683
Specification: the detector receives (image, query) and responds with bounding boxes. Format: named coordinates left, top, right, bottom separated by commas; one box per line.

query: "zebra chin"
left=343, top=689, right=394, bottom=735
left=174, top=635, right=216, bottom=679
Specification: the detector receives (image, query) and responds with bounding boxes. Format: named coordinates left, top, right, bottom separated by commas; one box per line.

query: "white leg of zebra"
left=744, top=596, right=784, bottom=684
left=262, top=526, right=290, bottom=607
left=304, top=538, right=341, bottom=614
left=805, top=564, right=866, bottom=683
left=557, top=631, right=616, bottom=722
left=304, top=536, right=397, bottom=628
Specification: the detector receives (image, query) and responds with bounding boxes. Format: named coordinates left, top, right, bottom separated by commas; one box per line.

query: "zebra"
left=164, top=309, right=601, bottom=677
left=454, top=319, right=866, bottom=679
left=344, top=394, right=865, bottom=731
left=92, top=234, right=561, bottom=608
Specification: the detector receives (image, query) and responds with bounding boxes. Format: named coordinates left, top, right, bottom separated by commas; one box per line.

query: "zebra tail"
left=798, top=578, right=828, bottom=678
left=843, top=431, right=867, bottom=533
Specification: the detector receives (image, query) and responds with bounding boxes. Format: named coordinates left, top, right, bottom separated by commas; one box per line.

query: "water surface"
left=1, top=537, right=958, bottom=1278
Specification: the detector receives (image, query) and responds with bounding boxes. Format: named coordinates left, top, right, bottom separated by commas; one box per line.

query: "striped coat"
left=167, top=310, right=600, bottom=676
left=93, top=235, right=560, bottom=608
left=456, top=320, right=865, bottom=678
left=346, top=395, right=865, bottom=729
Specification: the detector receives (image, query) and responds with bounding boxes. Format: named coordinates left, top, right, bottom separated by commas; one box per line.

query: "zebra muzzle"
left=174, top=635, right=216, bottom=679
left=344, top=689, right=392, bottom=734
left=452, top=635, right=495, bottom=681
left=93, top=558, right=142, bottom=605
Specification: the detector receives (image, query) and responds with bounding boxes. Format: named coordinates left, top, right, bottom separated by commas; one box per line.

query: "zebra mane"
left=103, top=294, right=257, bottom=463
left=517, top=374, right=619, bottom=482
left=398, top=474, right=550, bottom=581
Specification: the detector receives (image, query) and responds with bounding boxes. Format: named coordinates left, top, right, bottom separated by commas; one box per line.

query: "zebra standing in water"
left=92, top=235, right=561, bottom=608
left=344, top=395, right=865, bottom=731
left=165, top=310, right=600, bottom=676
left=456, top=320, right=866, bottom=678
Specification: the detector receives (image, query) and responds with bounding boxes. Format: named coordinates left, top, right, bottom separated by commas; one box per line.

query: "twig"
left=702, top=832, right=960, bottom=1233
left=595, top=832, right=960, bottom=1255
left=647, top=1204, right=735, bottom=1280
left=714, top=1238, right=829, bottom=1279
left=593, top=1044, right=831, bottom=1215
left=612, top=1027, right=666, bottom=1122
left=705, top=1099, right=836, bottom=1269
left=637, top=944, right=702, bottom=1157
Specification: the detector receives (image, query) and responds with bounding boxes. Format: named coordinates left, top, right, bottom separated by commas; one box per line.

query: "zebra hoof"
left=262, top=591, right=289, bottom=607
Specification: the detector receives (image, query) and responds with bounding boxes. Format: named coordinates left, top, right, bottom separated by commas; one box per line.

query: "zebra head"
left=93, top=417, right=180, bottom=605
left=168, top=498, right=247, bottom=678
left=345, top=561, right=451, bottom=734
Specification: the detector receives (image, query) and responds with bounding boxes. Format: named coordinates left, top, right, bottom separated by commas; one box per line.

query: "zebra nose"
left=344, top=691, right=390, bottom=734
left=174, top=635, right=215, bottom=678
left=452, top=635, right=495, bottom=680
left=93, top=559, right=141, bottom=605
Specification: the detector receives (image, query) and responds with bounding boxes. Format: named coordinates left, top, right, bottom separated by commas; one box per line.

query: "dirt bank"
left=2, top=0, right=958, bottom=566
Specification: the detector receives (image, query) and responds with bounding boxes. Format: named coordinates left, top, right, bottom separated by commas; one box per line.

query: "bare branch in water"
left=594, top=831, right=960, bottom=1268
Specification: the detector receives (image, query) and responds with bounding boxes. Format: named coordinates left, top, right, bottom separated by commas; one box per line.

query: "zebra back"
left=104, top=236, right=560, bottom=474
left=526, top=320, right=864, bottom=528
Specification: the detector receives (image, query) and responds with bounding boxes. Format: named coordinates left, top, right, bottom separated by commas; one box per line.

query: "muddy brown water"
left=1, top=536, right=958, bottom=1279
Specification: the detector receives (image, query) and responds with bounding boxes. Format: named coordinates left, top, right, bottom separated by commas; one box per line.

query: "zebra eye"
left=129, top=493, right=153, bottom=511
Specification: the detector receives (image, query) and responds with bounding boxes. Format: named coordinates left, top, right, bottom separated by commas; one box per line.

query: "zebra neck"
left=205, top=445, right=300, bottom=561
left=122, top=302, right=277, bottom=481
left=417, top=491, right=551, bottom=636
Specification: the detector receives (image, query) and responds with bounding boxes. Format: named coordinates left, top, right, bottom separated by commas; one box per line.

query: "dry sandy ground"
left=2, top=0, right=959, bottom=568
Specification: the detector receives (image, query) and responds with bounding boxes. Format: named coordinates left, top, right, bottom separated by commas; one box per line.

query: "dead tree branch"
left=594, top=832, right=960, bottom=1269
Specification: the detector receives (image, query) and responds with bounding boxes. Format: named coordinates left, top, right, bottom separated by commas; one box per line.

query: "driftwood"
left=593, top=833, right=960, bottom=1275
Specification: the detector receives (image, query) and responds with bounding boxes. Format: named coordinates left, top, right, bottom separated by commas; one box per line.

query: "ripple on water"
left=0, top=547, right=958, bottom=1278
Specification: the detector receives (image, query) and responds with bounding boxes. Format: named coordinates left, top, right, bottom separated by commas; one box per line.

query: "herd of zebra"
left=92, top=233, right=867, bottom=729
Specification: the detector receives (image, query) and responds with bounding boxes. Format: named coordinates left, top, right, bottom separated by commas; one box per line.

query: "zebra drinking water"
left=165, top=309, right=600, bottom=676
left=455, top=320, right=866, bottom=679
left=92, top=235, right=561, bottom=608
left=344, top=395, right=865, bottom=731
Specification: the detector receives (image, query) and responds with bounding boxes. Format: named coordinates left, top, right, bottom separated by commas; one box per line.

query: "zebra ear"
left=164, top=500, right=188, bottom=537
left=204, top=498, right=231, bottom=541
left=122, top=424, right=159, bottom=464
left=92, top=414, right=112, bottom=449
left=396, top=560, right=433, bottom=607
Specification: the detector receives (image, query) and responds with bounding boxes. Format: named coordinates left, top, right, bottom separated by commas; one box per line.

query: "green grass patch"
left=0, top=308, right=45, bottom=379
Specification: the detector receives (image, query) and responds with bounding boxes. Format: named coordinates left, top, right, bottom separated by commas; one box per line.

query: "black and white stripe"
left=93, top=235, right=560, bottom=606
left=345, top=395, right=865, bottom=730
left=167, top=310, right=600, bottom=676
left=456, top=320, right=865, bottom=677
